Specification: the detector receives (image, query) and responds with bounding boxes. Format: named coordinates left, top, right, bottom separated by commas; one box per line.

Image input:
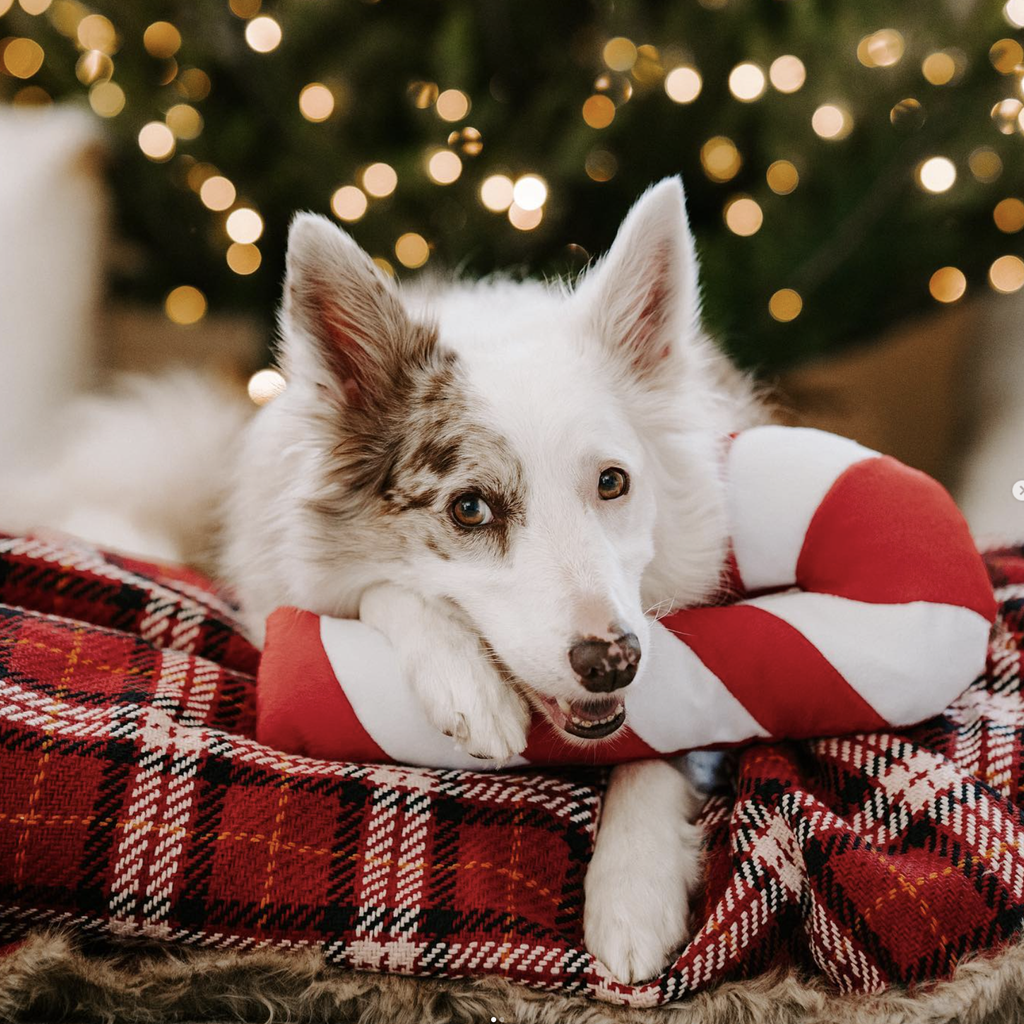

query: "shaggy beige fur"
left=1, top=930, right=1023, bottom=1024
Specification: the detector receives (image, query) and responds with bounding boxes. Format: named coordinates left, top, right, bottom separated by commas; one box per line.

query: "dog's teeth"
left=556, top=698, right=572, bottom=714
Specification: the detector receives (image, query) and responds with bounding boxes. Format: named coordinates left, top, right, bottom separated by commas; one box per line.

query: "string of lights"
left=0, top=0, right=1022, bottom=381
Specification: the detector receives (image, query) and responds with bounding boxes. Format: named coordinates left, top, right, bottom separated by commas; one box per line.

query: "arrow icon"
left=1013, top=480, right=1024, bottom=502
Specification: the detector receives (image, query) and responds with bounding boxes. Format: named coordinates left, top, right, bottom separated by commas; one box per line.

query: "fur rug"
left=2, top=930, right=1024, bottom=1024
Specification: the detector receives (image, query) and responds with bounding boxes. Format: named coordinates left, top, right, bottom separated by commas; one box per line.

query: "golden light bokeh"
left=728, top=62, right=766, bottom=102
left=916, top=156, right=956, bottom=193
left=187, top=162, right=216, bottom=191
left=407, top=80, right=439, bottom=109
left=585, top=148, right=618, bottom=182
left=994, top=197, right=1024, bottom=233
left=857, top=29, right=904, bottom=68
left=921, top=51, right=957, bottom=85
left=766, top=159, right=799, bottom=195
left=769, top=55, right=806, bottom=93
left=991, top=98, right=1023, bottom=134
left=889, top=97, right=925, bottom=130
left=227, top=242, right=262, bottom=276
left=247, top=368, right=286, bottom=405
left=362, top=162, right=398, bottom=197
left=200, top=175, right=236, bottom=211
left=632, top=43, right=663, bottom=86
left=0, top=0, right=14, bottom=13
left=512, top=174, right=547, bottom=211
left=435, top=88, right=470, bottom=122
left=700, top=136, right=741, bottom=182
left=166, top=103, right=203, bottom=140
left=138, top=121, right=175, bottom=162
left=990, top=38, right=1024, bottom=73
left=48, top=0, right=85, bottom=35
left=245, top=15, right=281, bottom=53
left=603, top=37, right=637, bottom=72
left=77, top=14, right=117, bottom=54
left=664, top=65, right=702, bottom=103
left=373, top=257, right=395, bottom=277
left=395, top=232, right=430, bottom=269
left=331, top=185, right=368, bottom=222
left=989, top=255, right=1024, bottom=293
left=18, top=0, right=51, bottom=14
left=165, top=285, right=207, bottom=325
left=88, top=80, right=124, bottom=117
left=143, top=21, right=180, bottom=59
left=12, top=85, right=50, bottom=105
left=582, top=94, right=615, bottom=128
left=1005, top=0, right=1024, bottom=28
left=724, top=196, right=763, bottom=236
left=178, top=67, right=211, bottom=101
left=226, top=208, right=263, bottom=244
left=426, top=149, right=462, bottom=184
left=811, top=104, right=853, bottom=140
left=594, top=72, right=632, bottom=105
left=969, top=147, right=1003, bottom=183
left=448, top=126, right=482, bottom=155
left=229, top=0, right=261, bottom=18
left=3, top=38, right=44, bottom=78
left=508, top=202, right=543, bottom=231
left=769, top=289, right=803, bottom=322
left=480, top=174, right=515, bottom=212
left=929, top=267, right=966, bottom=303
left=74, top=49, right=112, bottom=84
left=298, top=83, right=334, bottom=122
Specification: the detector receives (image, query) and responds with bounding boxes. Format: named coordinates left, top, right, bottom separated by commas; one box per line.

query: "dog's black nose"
left=568, top=633, right=641, bottom=693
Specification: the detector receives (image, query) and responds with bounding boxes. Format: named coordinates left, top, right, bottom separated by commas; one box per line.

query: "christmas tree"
left=1, top=0, right=1023, bottom=373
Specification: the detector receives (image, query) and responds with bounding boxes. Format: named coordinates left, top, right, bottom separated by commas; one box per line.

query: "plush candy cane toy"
left=256, top=426, right=996, bottom=770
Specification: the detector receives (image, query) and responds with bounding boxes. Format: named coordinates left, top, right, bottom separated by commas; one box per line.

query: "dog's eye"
left=598, top=468, right=629, bottom=500
left=451, top=493, right=493, bottom=528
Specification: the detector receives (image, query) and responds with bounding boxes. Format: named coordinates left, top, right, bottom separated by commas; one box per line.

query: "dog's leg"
left=583, top=758, right=705, bottom=983
left=360, top=583, right=531, bottom=761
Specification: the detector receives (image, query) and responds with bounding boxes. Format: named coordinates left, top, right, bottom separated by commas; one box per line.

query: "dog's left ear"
left=576, top=177, right=700, bottom=382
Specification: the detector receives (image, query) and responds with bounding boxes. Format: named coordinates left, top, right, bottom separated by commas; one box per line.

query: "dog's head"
left=277, top=178, right=734, bottom=742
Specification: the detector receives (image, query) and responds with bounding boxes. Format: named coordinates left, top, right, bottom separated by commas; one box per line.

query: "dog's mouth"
left=534, top=693, right=627, bottom=740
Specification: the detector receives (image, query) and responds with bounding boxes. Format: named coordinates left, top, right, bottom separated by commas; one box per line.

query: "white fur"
left=8, top=178, right=770, bottom=982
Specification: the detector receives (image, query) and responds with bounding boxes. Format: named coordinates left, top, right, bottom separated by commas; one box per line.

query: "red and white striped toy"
left=256, top=426, right=997, bottom=770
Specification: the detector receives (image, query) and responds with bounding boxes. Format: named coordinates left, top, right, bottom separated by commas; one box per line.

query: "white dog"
left=5, top=177, right=769, bottom=982
left=222, top=177, right=768, bottom=981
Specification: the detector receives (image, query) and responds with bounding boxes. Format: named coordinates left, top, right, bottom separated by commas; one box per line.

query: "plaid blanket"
left=0, top=531, right=1022, bottom=1007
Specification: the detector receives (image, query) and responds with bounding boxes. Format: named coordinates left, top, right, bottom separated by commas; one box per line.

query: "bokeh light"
left=298, top=83, right=334, bottom=122
left=88, top=80, right=124, bottom=117
left=1005, top=0, right=1024, bottom=28
left=200, top=175, right=236, bottom=211
left=227, top=243, right=262, bottom=275
left=3, top=38, right=44, bottom=78
left=178, top=68, right=211, bottom=101
left=664, top=66, right=702, bottom=103
left=769, top=289, right=803, bottom=322
left=991, top=98, right=1023, bottom=134
left=245, top=16, right=281, bottom=53
left=929, top=267, right=966, bottom=303
left=994, top=198, right=1024, bottom=233
left=916, top=156, right=956, bottom=193
left=77, top=14, right=117, bottom=54
left=921, top=51, right=958, bottom=85
left=724, top=195, right=763, bottom=236
left=858, top=29, right=904, bottom=68
left=435, top=89, right=470, bottom=121
left=812, top=104, right=853, bottom=140
left=700, top=136, right=741, bottom=182
left=603, top=37, right=637, bottom=72
left=166, top=103, right=203, bottom=140
left=229, top=0, right=261, bottom=17
left=480, top=174, right=514, bottom=212
left=448, top=126, right=483, bottom=155
left=331, top=185, right=368, bottom=222
left=226, top=208, right=263, bottom=243
left=395, top=232, right=430, bottom=268
left=362, top=162, right=398, bottom=197
left=990, top=38, right=1024, bottom=73
left=18, top=0, right=51, bottom=13
left=508, top=203, right=543, bottom=230
left=165, top=285, right=207, bottom=325
left=426, top=149, right=462, bottom=184
left=585, top=149, right=618, bottom=182
left=769, top=55, right=805, bottom=93
left=582, top=94, right=615, bottom=128
left=512, top=174, right=547, bottom=211
left=989, top=255, right=1024, bottom=293
left=969, top=148, right=1003, bottom=183
left=138, top=121, right=175, bottom=162
left=728, top=62, right=766, bottom=101
left=247, top=368, right=286, bottom=405
left=75, top=49, right=112, bottom=85
left=890, top=97, right=925, bottom=131
left=143, top=21, right=180, bottom=59
left=766, top=160, right=799, bottom=195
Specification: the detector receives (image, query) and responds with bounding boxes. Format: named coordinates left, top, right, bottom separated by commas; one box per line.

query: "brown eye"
left=598, top=467, right=629, bottom=500
left=451, top=493, right=493, bottom=528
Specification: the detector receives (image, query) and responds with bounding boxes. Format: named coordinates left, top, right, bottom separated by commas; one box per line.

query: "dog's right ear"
left=280, top=213, right=425, bottom=408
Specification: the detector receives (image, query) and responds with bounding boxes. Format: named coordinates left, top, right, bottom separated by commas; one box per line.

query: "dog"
left=221, top=177, right=769, bottom=981
left=3, top=177, right=769, bottom=981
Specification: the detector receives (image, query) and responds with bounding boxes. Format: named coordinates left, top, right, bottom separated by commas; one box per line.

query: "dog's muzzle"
left=568, top=632, right=641, bottom=693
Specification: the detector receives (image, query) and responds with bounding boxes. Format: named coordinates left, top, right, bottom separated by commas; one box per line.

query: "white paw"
left=584, top=761, right=704, bottom=983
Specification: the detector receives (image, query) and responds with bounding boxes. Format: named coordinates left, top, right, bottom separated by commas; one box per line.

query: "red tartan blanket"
left=1, top=531, right=1023, bottom=1006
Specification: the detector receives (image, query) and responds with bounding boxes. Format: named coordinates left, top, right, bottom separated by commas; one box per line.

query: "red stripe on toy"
left=257, top=606, right=391, bottom=764
left=797, top=456, right=997, bottom=622
left=659, top=604, right=888, bottom=738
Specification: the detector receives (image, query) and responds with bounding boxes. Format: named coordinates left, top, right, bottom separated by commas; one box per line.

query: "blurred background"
left=0, top=0, right=1022, bottom=540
